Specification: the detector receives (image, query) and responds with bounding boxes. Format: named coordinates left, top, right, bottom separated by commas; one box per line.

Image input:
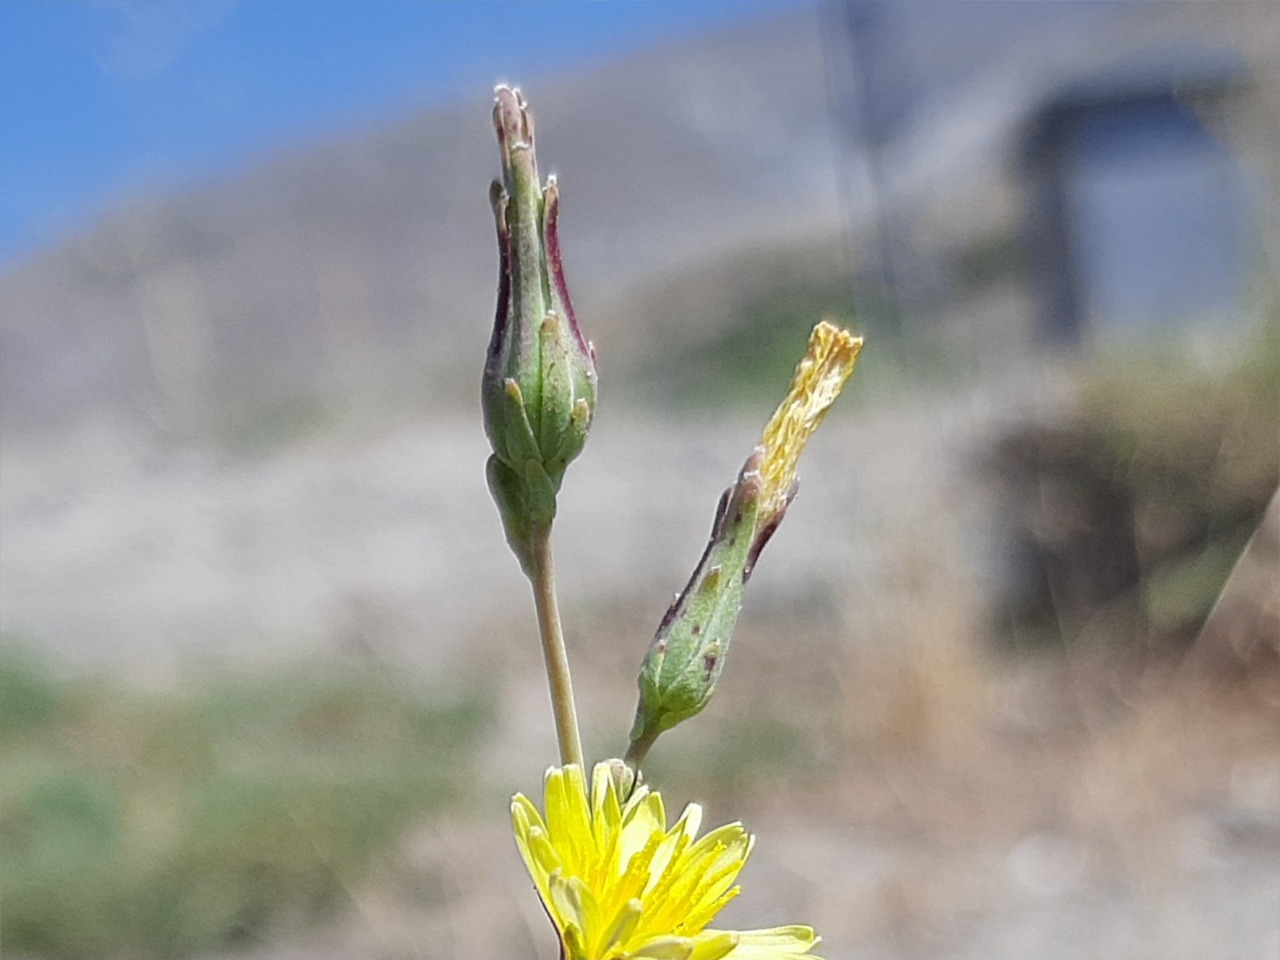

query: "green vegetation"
left=991, top=308, right=1280, bottom=649
left=0, top=647, right=493, bottom=958
left=636, top=277, right=941, bottom=411
left=951, top=230, right=1025, bottom=293
left=638, top=706, right=815, bottom=804
left=691, top=280, right=858, bottom=402
left=210, top=391, right=339, bottom=458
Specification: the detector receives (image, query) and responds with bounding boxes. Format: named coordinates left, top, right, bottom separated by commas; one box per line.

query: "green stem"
left=623, top=727, right=658, bottom=773
left=530, top=525, right=584, bottom=769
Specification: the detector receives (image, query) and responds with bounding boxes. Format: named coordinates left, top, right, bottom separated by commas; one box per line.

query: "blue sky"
left=0, top=0, right=810, bottom=262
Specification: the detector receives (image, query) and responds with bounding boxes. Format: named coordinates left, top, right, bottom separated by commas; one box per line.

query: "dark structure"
left=1020, top=53, right=1250, bottom=343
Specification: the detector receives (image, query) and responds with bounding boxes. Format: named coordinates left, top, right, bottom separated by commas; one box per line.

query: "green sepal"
left=490, top=378, right=542, bottom=474
left=536, top=310, right=596, bottom=473
left=486, top=454, right=558, bottom=577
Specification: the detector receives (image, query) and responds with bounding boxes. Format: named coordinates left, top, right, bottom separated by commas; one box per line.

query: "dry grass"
left=326, top=588, right=1279, bottom=960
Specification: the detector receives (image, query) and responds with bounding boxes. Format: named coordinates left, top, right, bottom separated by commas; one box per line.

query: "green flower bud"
left=627, top=322, right=863, bottom=767
left=483, top=86, right=598, bottom=574
left=629, top=452, right=763, bottom=760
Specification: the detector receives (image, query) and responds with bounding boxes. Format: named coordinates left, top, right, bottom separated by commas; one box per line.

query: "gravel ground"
left=0, top=364, right=1070, bottom=680
left=7, top=364, right=1278, bottom=960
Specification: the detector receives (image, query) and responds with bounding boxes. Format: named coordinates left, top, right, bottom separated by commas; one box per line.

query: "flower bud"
left=603, top=756, right=639, bottom=799
left=628, top=321, right=862, bottom=764
left=629, top=453, right=763, bottom=759
left=483, top=86, right=598, bottom=574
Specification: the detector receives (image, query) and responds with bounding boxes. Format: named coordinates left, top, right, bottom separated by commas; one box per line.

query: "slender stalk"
left=623, top=727, right=657, bottom=773
left=529, top=525, right=584, bottom=769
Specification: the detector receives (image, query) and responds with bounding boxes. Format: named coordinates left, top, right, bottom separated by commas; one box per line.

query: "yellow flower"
left=512, top=763, right=822, bottom=960
left=757, top=320, right=863, bottom=523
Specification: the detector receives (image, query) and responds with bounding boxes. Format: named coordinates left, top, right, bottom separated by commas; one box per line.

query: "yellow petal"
left=510, top=764, right=822, bottom=960
left=545, top=764, right=594, bottom=875
left=591, top=761, right=623, bottom=834
left=548, top=871, right=601, bottom=945
left=511, top=797, right=560, bottom=905
left=594, top=897, right=643, bottom=958
left=620, top=789, right=667, bottom=863
left=686, top=823, right=750, bottom=868
left=721, top=926, right=822, bottom=960
left=689, top=931, right=740, bottom=960
left=628, top=936, right=696, bottom=960
left=645, top=803, right=702, bottom=892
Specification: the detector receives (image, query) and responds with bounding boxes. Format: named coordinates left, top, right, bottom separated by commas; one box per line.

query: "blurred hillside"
left=3, top=3, right=1279, bottom=959
left=2, top=1, right=1275, bottom=441
left=0, top=6, right=838, bottom=440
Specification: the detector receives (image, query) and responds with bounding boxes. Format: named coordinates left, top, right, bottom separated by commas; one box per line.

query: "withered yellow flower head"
left=512, top=763, right=822, bottom=960
left=757, top=320, right=862, bottom=521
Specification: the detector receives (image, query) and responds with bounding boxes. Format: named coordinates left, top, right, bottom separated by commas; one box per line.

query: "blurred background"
left=1, top=1, right=1277, bottom=958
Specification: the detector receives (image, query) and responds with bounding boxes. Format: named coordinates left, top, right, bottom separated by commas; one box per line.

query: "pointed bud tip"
left=492, top=85, right=533, bottom=153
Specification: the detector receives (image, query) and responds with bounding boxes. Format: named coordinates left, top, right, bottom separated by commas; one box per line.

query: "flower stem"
left=530, top=525, right=584, bottom=769
left=623, top=727, right=657, bottom=772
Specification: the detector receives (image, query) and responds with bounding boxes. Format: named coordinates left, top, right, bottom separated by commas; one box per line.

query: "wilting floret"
left=629, top=321, right=862, bottom=762
left=756, top=321, right=862, bottom=529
